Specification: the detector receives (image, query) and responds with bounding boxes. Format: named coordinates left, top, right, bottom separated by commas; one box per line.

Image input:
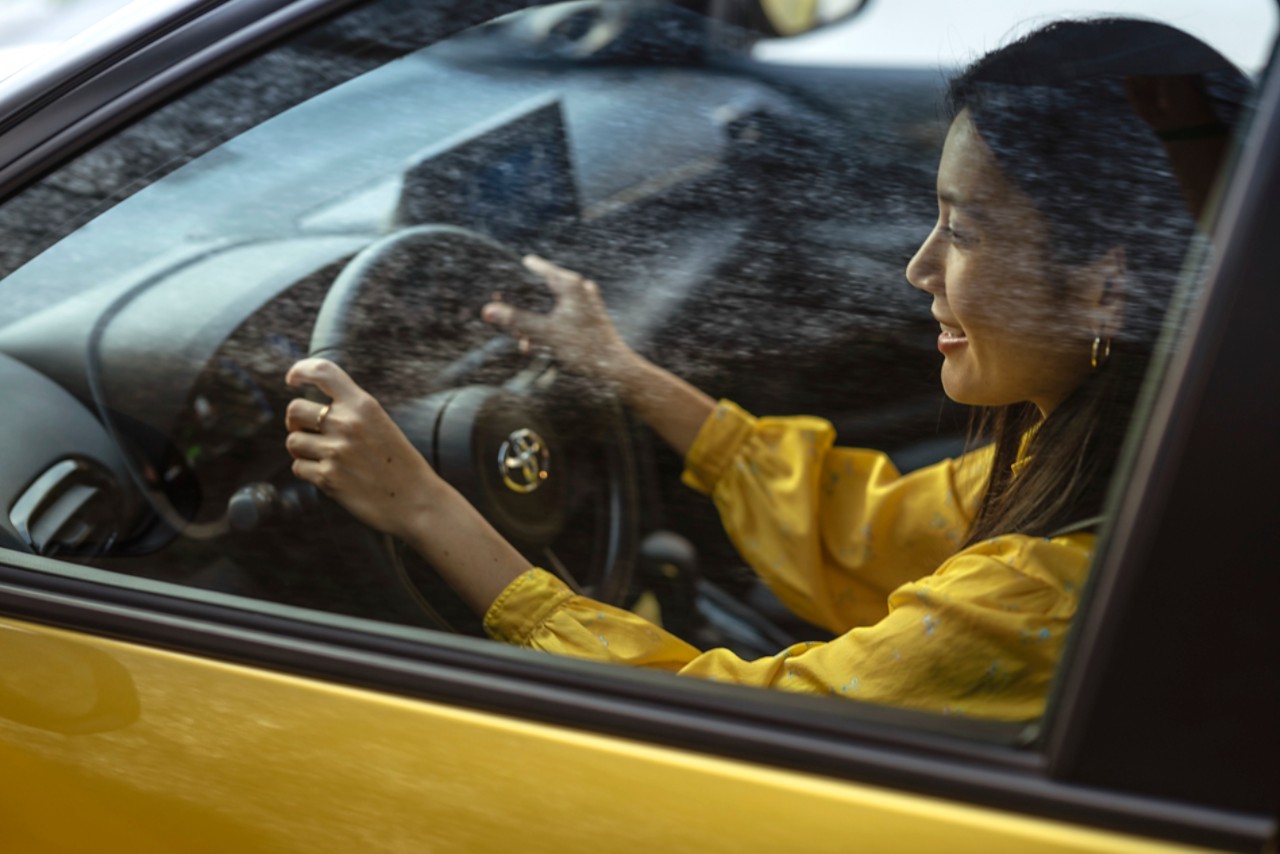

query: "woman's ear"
left=1080, top=245, right=1127, bottom=337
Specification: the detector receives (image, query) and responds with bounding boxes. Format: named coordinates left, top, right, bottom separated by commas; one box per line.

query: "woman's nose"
left=906, top=228, right=944, bottom=295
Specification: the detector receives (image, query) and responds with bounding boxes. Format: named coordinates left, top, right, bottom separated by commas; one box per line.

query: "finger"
left=481, top=301, right=551, bottom=339
left=285, top=398, right=334, bottom=434
left=522, top=254, right=588, bottom=296
left=290, top=457, right=329, bottom=492
left=579, top=276, right=604, bottom=306
left=285, top=428, right=330, bottom=461
left=285, top=358, right=361, bottom=401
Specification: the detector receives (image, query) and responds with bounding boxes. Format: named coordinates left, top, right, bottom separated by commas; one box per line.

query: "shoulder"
left=892, top=531, right=1094, bottom=616
left=956, top=530, right=1092, bottom=584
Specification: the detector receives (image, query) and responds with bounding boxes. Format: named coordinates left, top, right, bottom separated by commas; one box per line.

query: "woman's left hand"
left=284, top=358, right=440, bottom=542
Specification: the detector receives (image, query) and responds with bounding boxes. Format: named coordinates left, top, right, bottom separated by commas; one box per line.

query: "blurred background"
left=0, top=0, right=140, bottom=78
left=756, top=0, right=1275, bottom=72
left=2, top=0, right=1274, bottom=80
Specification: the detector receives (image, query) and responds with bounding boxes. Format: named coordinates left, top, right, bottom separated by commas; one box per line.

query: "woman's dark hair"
left=949, top=18, right=1253, bottom=545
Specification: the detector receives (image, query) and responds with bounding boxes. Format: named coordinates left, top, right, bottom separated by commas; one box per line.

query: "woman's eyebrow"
left=938, top=190, right=992, bottom=222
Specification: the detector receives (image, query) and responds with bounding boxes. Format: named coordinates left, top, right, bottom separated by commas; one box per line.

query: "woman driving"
left=283, top=18, right=1250, bottom=719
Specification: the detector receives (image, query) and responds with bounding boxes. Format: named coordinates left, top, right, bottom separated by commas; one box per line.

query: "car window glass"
left=0, top=0, right=1274, bottom=730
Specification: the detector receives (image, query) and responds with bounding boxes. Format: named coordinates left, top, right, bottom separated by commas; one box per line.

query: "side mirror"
left=753, top=0, right=872, bottom=37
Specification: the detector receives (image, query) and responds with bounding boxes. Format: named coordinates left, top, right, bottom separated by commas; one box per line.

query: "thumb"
left=285, top=357, right=361, bottom=401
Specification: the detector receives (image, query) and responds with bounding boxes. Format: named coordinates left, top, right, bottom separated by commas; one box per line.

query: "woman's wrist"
left=391, top=471, right=456, bottom=553
left=605, top=347, right=653, bottom=404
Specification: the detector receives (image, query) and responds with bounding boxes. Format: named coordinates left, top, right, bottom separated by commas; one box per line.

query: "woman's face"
left=906, top=109, right=1098, bottom=416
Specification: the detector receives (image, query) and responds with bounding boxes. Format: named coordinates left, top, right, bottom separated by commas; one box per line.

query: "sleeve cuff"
left=483, top=568, right=576, bottom=645
left=681, top=399, right=756, bottom=494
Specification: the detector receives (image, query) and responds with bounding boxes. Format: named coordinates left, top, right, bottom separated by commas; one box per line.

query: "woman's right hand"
left=481, top=255, right=637, bottom=384
left=485, top=254, right=715, bottom=459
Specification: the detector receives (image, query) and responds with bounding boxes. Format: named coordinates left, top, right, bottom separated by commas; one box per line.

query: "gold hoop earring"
left=1091, top=336, right=1112, bottom=370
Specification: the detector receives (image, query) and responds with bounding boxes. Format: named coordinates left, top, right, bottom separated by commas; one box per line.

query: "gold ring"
left=315, top=403, right=332, bottom=432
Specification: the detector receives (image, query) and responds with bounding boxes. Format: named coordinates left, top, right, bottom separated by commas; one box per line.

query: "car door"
left=0, top=1, right=1276, bottom=851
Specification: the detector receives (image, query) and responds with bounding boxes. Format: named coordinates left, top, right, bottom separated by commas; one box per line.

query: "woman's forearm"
left=610, top=351, right=716, bottom=460
left=399, top=478, right=532, bottom=614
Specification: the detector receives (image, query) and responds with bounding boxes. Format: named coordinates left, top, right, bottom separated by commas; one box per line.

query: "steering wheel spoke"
left=541, top=547, right=584, bottom=594
left=503, top=352, right=558, bottom=394
left=435, top=334, right=520, bottom=388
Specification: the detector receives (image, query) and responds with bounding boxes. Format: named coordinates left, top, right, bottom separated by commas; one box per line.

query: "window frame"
left=0, top=0, right=1275, bottom=849
left=1044, top=39, right=1280, bottom=817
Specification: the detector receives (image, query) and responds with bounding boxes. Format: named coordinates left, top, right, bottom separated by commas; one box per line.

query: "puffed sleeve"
left=484, top=533, right=1093, bottom=720
left=682, top=400, right=992, bottom=633
left=485, top=569, right=702, bottom=670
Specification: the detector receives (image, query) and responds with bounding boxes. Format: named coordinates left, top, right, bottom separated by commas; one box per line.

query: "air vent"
left=10, top=458, right=122, bottom=557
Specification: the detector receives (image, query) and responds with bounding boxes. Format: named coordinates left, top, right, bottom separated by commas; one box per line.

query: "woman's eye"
left=944, top=223, right=973, bottom=246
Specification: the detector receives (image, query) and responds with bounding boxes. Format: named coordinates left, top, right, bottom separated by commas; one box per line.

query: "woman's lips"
left=937, top=327, right=968, bottom=354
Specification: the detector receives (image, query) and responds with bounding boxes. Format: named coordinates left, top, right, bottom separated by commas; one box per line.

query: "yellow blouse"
left=485, top=400, right=1093, bottom=719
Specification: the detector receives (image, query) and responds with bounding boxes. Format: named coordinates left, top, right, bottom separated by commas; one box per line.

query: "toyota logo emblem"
left=497, top=428, right=550, bottom=494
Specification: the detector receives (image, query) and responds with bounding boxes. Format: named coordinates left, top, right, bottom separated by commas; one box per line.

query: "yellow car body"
left=1, top=617, right=1203, bottom=853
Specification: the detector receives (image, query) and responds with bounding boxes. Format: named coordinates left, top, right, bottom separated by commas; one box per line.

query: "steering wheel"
left=307, top=224, right=638, bottom=632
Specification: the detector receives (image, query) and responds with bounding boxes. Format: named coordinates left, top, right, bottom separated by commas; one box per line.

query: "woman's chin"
left=939, top=362, right=972, bottom=405
left=940, top=364, right=994, bottom=408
